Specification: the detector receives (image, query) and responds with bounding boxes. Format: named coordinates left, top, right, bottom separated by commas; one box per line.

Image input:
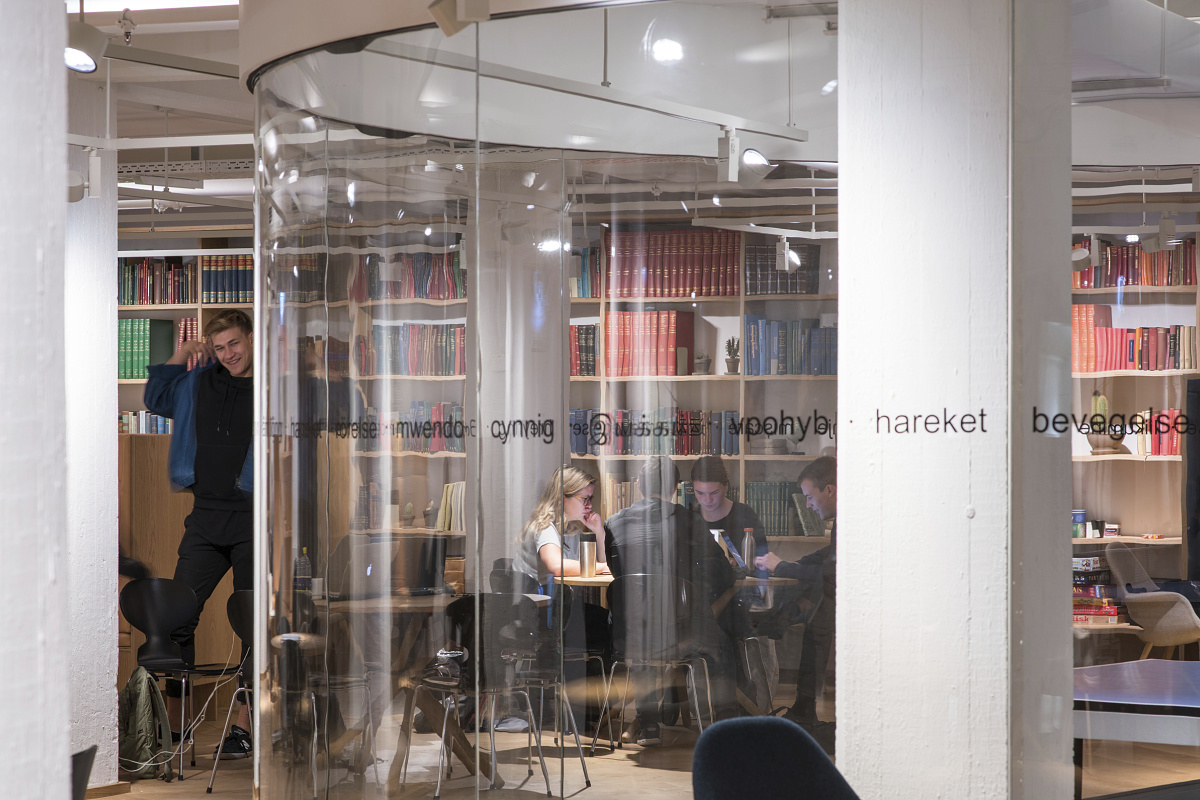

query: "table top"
left=1075, top=659, right=1200, bottom=709
left=559, top=574, right=613, bottom=587
left=735, top=576, right=800, bottom=588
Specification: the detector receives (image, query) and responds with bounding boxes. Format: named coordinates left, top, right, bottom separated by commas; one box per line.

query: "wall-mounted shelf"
left=1072, top=454, right=1182, bottom=462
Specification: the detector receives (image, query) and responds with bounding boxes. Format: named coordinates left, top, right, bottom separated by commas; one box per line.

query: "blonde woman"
left=515, top=466, right=610, bottom=583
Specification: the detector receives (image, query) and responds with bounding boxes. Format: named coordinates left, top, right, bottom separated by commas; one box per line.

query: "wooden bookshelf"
left=1072, top=454, right=1182, bottom=462
left=1072, top=536, right=1182, bottom=546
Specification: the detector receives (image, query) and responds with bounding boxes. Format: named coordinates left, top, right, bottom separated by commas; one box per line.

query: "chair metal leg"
left=400, top=687, right=417, bottom=789
left=684, top=664, right=704, bottom=733
left=310, top=692, right=318, bottom=800
left=434, top=692, right=455, bottom=800
left=488, top=693, right=499, bottom=790
left=590, top=661, right=621, bottom=755
left=361, top=678, right=381, bottom=786
left=518, top=690, right=552, bottom=797
left=179, top=674, right=188, bottom=781
left=207, top=685, right=248, bottom=794
left=558, top=685, right=591, bottom=787
left=697, top=656, right=715, bottom=727
left=189, top=685, right=197, bottom=767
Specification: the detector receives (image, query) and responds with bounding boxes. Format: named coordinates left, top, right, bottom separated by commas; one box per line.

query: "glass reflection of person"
left=690, top=455, right=767, bottom=573
left=514, top=466, right=610, bottom=585
left=754, top=455, right=837, bottom=749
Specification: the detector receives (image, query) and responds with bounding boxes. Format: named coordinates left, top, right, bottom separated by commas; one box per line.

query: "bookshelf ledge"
left=744, top=374, right=837, bottom=382
left=354, top=375, right=465, bottom=382
left=355, top=450, right=466, bottom=459
left=1072, top=454, right=1182, bottom=462
left=1071, top=285, right=1197, bottom=296
left=1072, top=370, right=1200, bottom=378
left=1072, top=621, right=1143, bottom=633
left=117, top=379, right=149, bottom=385
left=1072, top=535, right=1182, bottom=546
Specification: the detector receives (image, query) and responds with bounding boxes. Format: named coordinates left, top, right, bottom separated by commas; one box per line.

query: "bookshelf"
left=1071, top=233, right=1198, bottom=644
left=116, top=248, right=255, bottom=424
left=568, top=228, right=837, bottom=534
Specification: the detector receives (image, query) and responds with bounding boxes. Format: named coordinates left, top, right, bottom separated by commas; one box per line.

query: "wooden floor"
left=121, top=692, right=1200, bottom=799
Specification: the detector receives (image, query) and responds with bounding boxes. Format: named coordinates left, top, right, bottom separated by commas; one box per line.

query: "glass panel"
left=255, top=5, right=837, bottom=797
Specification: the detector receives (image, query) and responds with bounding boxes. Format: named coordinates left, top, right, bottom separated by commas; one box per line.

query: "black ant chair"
left=119, top=578, right=241, bottom=780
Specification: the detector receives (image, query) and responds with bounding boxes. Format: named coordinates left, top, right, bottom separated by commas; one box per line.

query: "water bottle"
left=741, top=529, right=755, bottom=574
left=578, top=532, right=597, bottom=579
left=294, top=546, right=312, bottom=592
left=293, top=546, right=312, bottom=631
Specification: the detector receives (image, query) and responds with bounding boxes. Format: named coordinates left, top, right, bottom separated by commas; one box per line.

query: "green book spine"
left=117, top=319, right=125, bottom=379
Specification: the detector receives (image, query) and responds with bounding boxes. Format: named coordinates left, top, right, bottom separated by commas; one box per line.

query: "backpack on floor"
left=118, top=667, right=174, bottom=782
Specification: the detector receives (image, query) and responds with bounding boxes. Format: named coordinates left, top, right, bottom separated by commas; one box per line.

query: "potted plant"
left=694, top=352, right=712, bottom=375
left=1085, top=390, right=1119, bottom=455
left=400, top=501, right=416, bottom=528
left=725, top=337, right=740, bottom=375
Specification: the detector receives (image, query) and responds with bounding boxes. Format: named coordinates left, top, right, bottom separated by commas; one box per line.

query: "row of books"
left=1071, top=572, right=1127, bottom=624
left=1072, top=239, right=1196, bottom=289
left=435, top=481, right=467, bottom=532
left=603, top=230, right=742, bottom=297
left=744, top=242, right=822, bottom=295
left=388, top=401, right=466, bottom=453
left=118, top=257, right=195, bottom=306
left=601, top=474, right=642, bottom=520
left=569, top=324, right=600, bottom=376
left=602, top=310, right=695, bottom=376
left=568, top=246, right=605, bottom=299
left=569, top=408, right=741, bottom=457
left=353, top=323, right=466, bottom=377
left=349, top=251, right=467, bottom=302
left=744, top=481, right=802, bottom=538
left=118, top=318, right=172, bottom=379
left=1133, top=408, right=1184, bottom=456
left=176, top=317, right=200, bottom=370
left=118, top=410, right=172, bottom=434
left=744, top=316, right=838, bottom=376
left=1071, top=304, right=1197, bottom=372
left=201, top=255, right=253, bottom=304
left=277, top=254, right=324, bottom=304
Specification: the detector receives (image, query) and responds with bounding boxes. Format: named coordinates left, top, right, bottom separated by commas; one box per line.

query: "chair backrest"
left=227, top=590, right=254, bottom=643
left=610, top=573, right=693, bottom=664
left=119, top=578, right=198, bottom=670
left=71, top=745, right=97, bottom=800
left=692, top=717, right=860, bottom=800
left=1122, top=591, right=1200, bottom=647
left=1105, top=542, right=1159, bottom=595
left=440, top=593, right=543, bottom=691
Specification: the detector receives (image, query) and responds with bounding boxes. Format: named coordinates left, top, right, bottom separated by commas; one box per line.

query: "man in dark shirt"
left=755, top=455, right=837, bottom=751
left=604, top=457, right=735, bottom=746
left=145, top=310, right=254, bottom=759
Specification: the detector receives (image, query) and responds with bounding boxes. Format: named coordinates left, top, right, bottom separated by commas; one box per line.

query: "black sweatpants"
left=166, top=507, right=253, bottom=699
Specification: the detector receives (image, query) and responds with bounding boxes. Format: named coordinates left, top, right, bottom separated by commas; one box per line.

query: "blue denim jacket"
left=144, top=362, right=254, bottom=495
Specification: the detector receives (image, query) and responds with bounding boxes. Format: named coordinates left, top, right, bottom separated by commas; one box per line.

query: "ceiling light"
left=681, top=201, right=689, bottom=212
left=428, top=0, right=490, bottom=37
left=820, top=79, right=838, bottom=96
left=717, top=129, right=739, bottom=183
left=775, top=237, right=801, bottom=273
left=1125, top=234, right=1140, bottom=243
left=425, top=226, right=433, bottom=236
left=1141, top=233, right=1162, bottom=254
left=66, top=21, right=109, bottom=73
left=526, top=204, right=535, bottom=210
left=346, top=181, right=356, bottom=207
left=712, top=195, right=721, bottom=207
left=738, top=149, right=776, bottom=188
left=652, top=39, right=683, bottom=62
left=1159, top=213, right=1176, bottom=245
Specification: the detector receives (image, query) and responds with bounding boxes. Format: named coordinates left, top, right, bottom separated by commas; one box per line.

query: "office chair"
left=119, top=577, right=241, bottom=781
left=207, top=590, right=255, bottom=794
left=1123, top=591, right=1200, bottom=660
left=692, top=716, right=860, bottom=800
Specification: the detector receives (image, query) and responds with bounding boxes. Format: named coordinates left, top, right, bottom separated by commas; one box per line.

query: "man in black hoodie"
left=145, top=309, right=255, bottom=759
left=604, top=456, right=735, bottom=746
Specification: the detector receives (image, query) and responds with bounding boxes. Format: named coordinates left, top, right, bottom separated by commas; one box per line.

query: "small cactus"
left=1091, top=390, right=1108, bottom=419
left=725, top=337, right=740, bottom=359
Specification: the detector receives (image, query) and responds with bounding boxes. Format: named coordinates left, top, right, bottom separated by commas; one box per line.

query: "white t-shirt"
left=514, top=523, right=578, bottom=583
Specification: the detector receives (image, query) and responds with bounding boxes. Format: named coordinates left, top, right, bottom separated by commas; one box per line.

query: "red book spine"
left=701, top=230, right=712, bottom=296
left=570, top=324, right=580, bottom=377
left=666, top=310, right=678, bottom=376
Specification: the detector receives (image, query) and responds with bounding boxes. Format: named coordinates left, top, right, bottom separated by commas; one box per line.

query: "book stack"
left=745, top=481, right=796, bottom=537
left=118, top=257, right=195, bottom=306
left=201, top=255, right=254, bottom=304
left=603, top=309, right=694, bottom=376
left=603, top=229, right=741, bottom=298
left=350, top=251, right=467, bottom=302
left=1072, top=238, right=1196, bottom=289
left=569, top=408, right=741, bottom=457
left=354, top=323, right=466, bottom=377
left=1072, top=561, right=1126, bottom=623
left=118, top=318, right=174, bottom=379
left=118, top=410, right=173, bottom=434
left=389, top=401, right=466, bottom=453
left=601, top=474, right=642, bottom=520
left=748, top=438, right=790, bottom=455
left=1071, top=305, right=1197, bottom=372
left=744, top=316, right=837, bottom=376
left=278, top=254, right=322, bottom=303
left=744, top=242, right=821, bottom=295
left=1133, top=408, right=1183, bottom=456
left=569, top=324, right=599, bottom=376
left=436, top=481, right=466, bottom=532
left=176, top=317, right=199, bottom=370
left=568, top=246, right=604, bottom=298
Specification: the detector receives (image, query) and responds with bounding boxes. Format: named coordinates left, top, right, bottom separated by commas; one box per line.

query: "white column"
left=66, top=73, right=119, bottom=788
left=0, top=2, right=69, bottom=799
left=837, top=1, right=1072, bottom=797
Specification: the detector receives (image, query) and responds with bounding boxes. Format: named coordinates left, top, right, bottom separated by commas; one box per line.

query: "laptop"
left=327, top=534, right=398, bottom=600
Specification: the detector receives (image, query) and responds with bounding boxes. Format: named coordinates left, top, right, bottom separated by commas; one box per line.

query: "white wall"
left=0, top=2, right=69, bottom=798
left=66, top=74, right=119, bottom=788
left=838, top=0, right=1071, bottom=797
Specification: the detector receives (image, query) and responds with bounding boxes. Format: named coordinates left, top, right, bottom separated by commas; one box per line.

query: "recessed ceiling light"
left=425, top=226, right=433, bottom=236
left=652, top=39, right=683, bottom=62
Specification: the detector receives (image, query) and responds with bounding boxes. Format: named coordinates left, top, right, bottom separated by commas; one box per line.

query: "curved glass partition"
left=255, top=5, right=837, bottom=797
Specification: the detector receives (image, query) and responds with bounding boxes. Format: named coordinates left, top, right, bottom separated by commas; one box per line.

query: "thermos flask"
left=741, top=529, right=755, bottom=573
left=579, top=532, right=597, bottom=578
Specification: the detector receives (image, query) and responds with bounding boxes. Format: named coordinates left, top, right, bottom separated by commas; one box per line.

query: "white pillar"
left=66, top=73, right=119, bottom=788
left=0, top=2, right=69, bottom=798
left=837, top=1, right=1072, bottom=797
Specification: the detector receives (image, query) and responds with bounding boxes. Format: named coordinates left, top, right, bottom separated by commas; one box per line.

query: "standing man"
left=604, top=456, right=736, bottom=746
left=755, top=455, right=836, bottom=750
left=144, top=309, right=255, bottom=760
